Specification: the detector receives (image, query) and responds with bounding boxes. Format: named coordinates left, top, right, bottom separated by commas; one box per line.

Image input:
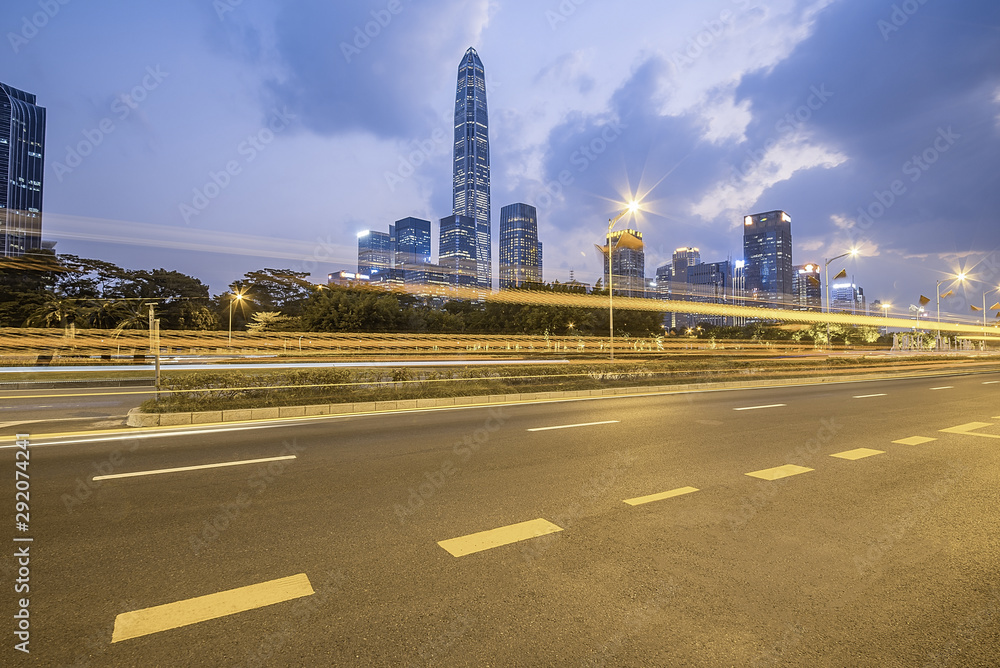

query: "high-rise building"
left=439, top=214, right=478, bottom=288
left=743, top=210, right=793, bottom=307
left=597, top=229, right=645, bottom=297
left=453, top=48, right=491, bottom=289
left=499, top=203, right=542, bottom=289
left=672, top=247, right=701, bottom=281
left=831, top=282, right=866, bottom=315
left=687, top=260, right=734, bottom=327
left=394, top=217, right=431, bottom=285
left=357, top=230, right=392, bottom=279
left=792, top=263, right=822, bottom=311
left=1, top=82, right=45, bottom=258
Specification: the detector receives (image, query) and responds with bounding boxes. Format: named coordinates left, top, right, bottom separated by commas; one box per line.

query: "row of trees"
left=0, top=251, right=665, bottom=337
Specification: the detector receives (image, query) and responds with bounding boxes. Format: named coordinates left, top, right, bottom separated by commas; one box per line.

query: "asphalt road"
left=5, top=371, right=1000, bottom=666
left=0, top=387, right=151, bottom=435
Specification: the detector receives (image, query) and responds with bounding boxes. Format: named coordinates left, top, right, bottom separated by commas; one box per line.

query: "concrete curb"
left=123, top=369, right=988, bottom=428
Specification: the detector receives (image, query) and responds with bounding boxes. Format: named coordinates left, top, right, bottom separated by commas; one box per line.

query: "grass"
left=136, top=354, right=1000, bottom=414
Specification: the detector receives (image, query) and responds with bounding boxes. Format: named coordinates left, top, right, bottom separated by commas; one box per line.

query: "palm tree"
left=26, top=292, right=92, bottom=336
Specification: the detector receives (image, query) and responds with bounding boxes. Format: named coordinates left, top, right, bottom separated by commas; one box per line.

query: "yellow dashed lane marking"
left=111, top=574, right=313, bottom=643
left=437, top=518, right=562, bottom=557
left=940, top=422, right=1000, bottom=439
left=831, top=448, right=884, bottom=460
left=624, top=486, right=699, bottom=506
left=893, top=436, right=937, bottom=446
left=745, top=464, right=813, bottom=481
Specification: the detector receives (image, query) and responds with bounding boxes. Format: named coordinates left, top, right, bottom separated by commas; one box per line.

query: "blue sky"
left=4, top=0, right=1000, bottom=319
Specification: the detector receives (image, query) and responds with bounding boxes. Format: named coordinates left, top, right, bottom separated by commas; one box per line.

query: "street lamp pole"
left=606, top=201, right=640, bottom=361
left=824, top=249, right=857, bottom=348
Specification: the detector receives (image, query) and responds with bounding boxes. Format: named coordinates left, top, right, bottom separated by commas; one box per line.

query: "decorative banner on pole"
left=833, top=269, right=848, bottom=280
left=919, top=295, right=931, bottom=306
left=940, top=290, right=954, bottom=299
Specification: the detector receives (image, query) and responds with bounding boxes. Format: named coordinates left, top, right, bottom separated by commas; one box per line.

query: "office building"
left=596, top=229, right=645, bottom=297
left=357, top=230, right=392, bottom=279
left=499, top=203, right=542, bottom=289
left=831, top=282, right=866, bottom=315
left=439, top=214, right=478, bottom=288
left=1, top=82, right=45, bottom=257
left=672, top=247, right=701, bottom=281
left=328, top=271, right=370, bottom=287
left=394, top=217, right=432, bottom=285
left=743, top=210, right=793, bottom=307
left=453, top=48, right=491, bottom=289
left=792, top=263, right=822, bottom=311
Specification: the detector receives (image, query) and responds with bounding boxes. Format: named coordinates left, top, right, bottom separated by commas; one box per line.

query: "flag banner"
left=940, top=290, right=954, bottom=298
left=971, top=305, right=983, bottom=311
left=833, top=269, right=848, bottom=280
left=919, top=295, right=931, bottom=306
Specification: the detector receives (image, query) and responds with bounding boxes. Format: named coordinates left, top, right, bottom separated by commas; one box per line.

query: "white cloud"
left=690, top=133, right=848, bottom=222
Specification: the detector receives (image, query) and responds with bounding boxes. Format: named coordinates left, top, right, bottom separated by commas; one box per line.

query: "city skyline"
left=0, top=81, right=45, bottom=257
left=2, top=1, right=998, bottom=318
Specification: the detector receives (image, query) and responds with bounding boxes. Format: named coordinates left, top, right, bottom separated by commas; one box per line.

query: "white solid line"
left=93, top=455, right=296, bottom=481
left=733, top=404, right=787, bottom=411
left=930, top=386, right=954, bottom=391
left=983, top=381, right=1000, bottom=385
left=854, top=394, right=888, bottom=399
left=527, top=420, right=620, bottom=432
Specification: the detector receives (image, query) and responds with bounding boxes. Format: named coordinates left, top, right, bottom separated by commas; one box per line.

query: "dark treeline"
left=0, top=251, right=664, bottom=337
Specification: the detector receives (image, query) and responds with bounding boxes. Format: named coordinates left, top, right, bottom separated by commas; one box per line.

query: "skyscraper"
left=453, top=48, right=491, bottom=289
left=672, top=247, right=701, bottom=281
left=792, top=263, right=822, bottom=311
left=743, top=210, right=793, bottom=306
left=499, top=203, right=542, bottom=289
left=1, top=82, right=46, bottom=258
left=394, top=217, right=431, bottom=284
left=439, top=214, right=478, bottom=287
left=357, top=230, right=392, bottom=279
left=597, top=229, right=645, bottom=298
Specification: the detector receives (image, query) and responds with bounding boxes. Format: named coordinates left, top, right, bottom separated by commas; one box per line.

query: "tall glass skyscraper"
left=1, top=82, right=46, bottom=258
left=453, top=48, right=491, bottom=289
left=743, top=210, right=793, bottom=306
left=499, top=203, right=542, bottom=289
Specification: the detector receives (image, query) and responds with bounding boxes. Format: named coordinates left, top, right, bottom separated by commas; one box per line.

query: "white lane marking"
left=854, top=394, right=887, bottom=399
left=983, top=381, right=1000, bottom=385
left=527, top=420, right=619, bottom=432
left=733, top=404, right=787, bottom=411
left=93, top=455, right=296, bottom=481
left=930, top=386, right=954, bottom=391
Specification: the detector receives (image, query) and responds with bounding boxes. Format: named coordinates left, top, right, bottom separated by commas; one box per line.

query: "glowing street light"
left=935, top=273, right=967, bottom=328
left=228, top=288, right=247, bottom=347
left=605, top=200, right=641, bottom=361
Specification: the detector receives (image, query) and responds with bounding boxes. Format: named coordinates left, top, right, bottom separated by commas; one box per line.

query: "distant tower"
left=357, top=230, right=391, bottom=279
left=499, top=203, right=542, bottom=289
left=792, top=263, right=822, bottom=311
left=1, top=82, right=46, bottom=257
left=453, top=48, right=491, bottom=289
left=743, top=210, right=793, bottom=306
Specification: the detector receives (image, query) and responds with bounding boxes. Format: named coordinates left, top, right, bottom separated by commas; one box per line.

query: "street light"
left=935, top=273, right=967, bottom=328
left=228, top=288, right=247, bottom=346
left=881, top=302, right=891, bottom=336
left=606, top=200, right=641, bottom=361
left=823, top=248, right=859, bottom=347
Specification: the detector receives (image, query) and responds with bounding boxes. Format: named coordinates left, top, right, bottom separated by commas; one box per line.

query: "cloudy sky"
left=4, top=0, right=1000, bottom=318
